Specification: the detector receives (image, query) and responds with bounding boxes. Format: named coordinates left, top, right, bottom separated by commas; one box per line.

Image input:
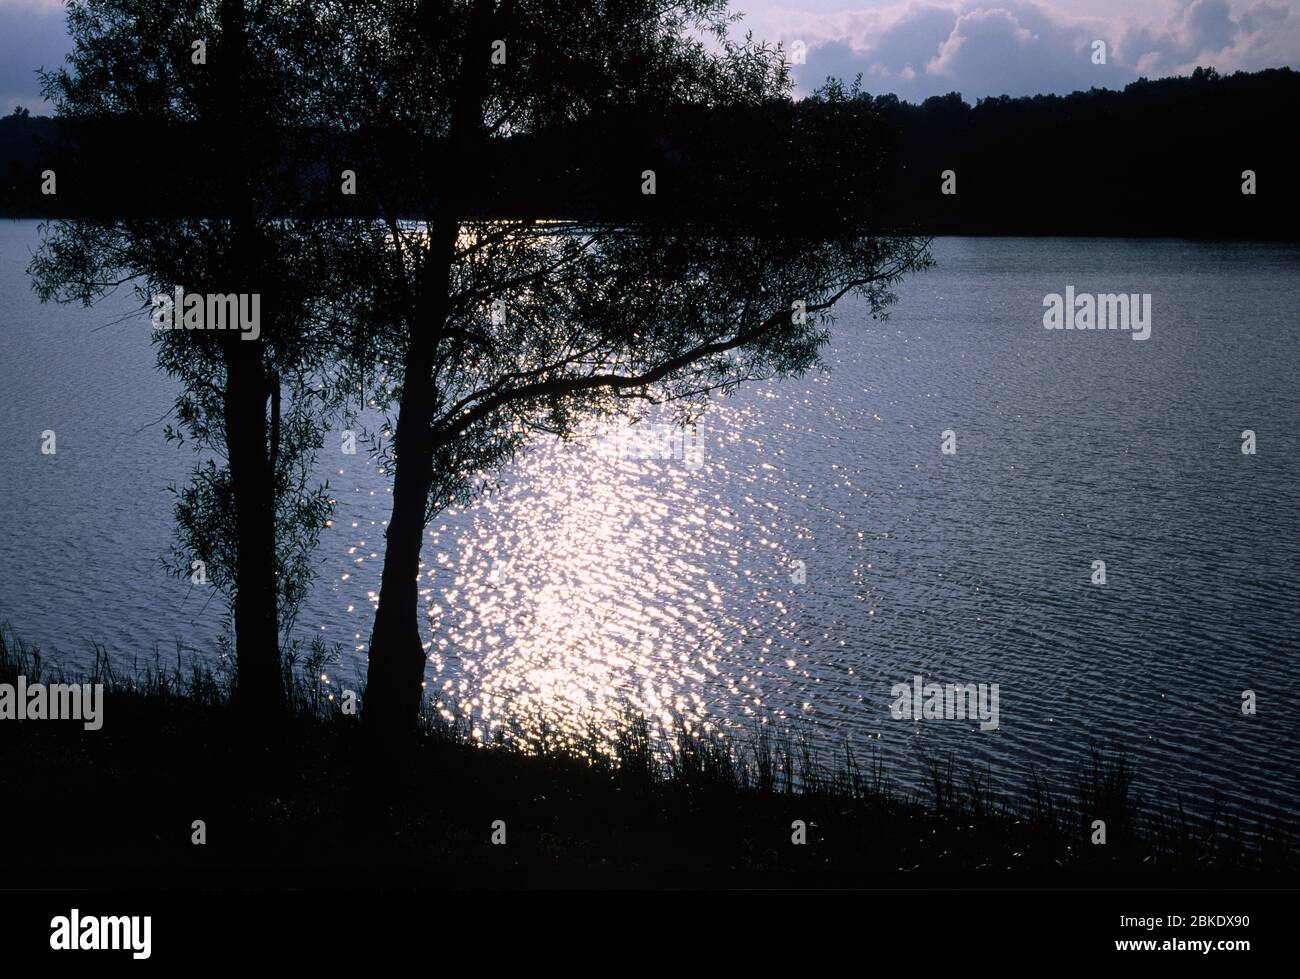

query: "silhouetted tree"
left=313, top=0, right=932, bottom=732
left=26, top=0, right=932, bottom=731
left=29, top=0, right=357, bottom=716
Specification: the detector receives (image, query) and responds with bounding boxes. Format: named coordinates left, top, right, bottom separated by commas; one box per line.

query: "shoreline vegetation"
left=1, top=624, right=1293, bottom=887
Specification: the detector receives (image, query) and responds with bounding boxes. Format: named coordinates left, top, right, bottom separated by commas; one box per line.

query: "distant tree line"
left=875, top=66, right=1298, bottom=238
left=3, top=64, right=1297, bottom=236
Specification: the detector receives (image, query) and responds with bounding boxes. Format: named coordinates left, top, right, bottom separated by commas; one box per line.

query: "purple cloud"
left=781, top=0, right=1300, bottom=101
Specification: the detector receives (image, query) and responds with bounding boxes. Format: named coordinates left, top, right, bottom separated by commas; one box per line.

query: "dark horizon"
left=3, top=64, right=1297, bottom=238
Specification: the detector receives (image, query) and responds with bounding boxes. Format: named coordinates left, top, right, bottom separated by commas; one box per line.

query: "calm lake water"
left=2, top=220, right=1298, bottom=824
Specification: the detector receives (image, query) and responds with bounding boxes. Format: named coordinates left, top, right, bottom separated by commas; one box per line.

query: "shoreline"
left=1, top=624, right=1293, bottom=887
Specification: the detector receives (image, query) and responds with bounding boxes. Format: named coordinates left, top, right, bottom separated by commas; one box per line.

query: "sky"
left=2, top=0, right=1298, bottom=113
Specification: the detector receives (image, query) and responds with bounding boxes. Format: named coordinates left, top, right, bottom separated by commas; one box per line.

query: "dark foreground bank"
left=0, top=625, right=1294, bottom=888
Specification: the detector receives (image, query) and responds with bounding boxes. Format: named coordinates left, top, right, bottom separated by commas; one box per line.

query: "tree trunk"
left=365, top=0, right=495, bottom=734
left=363, top=222, right=459, bottom=734
left=226, top=341, right=285, bottom=716
left=363, top=417, right=437, bottom=734
left=215, top=0, right=284, bottom=718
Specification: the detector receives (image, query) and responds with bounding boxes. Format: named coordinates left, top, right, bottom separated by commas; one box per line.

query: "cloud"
left=1, top=0, right=1297, bottom=114
left=1115, top=0, right=1299, bottom=76
left=923, top=6, right=1117, bottom=96
left=0, top=0, right=70, bottom=112
left=871, top=3, right=960, bottom=72
left=0, top=0, right=68, bottom=12
left=779, top=0, right=1300, bottom=101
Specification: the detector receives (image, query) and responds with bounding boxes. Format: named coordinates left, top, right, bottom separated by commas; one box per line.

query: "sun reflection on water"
left=325, top=394, right=850, bottom=763
left=418, top=420, right=749, bottom=748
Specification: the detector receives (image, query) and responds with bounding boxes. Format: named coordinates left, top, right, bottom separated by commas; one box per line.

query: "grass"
left=0, top=622, right=1294, bottom=888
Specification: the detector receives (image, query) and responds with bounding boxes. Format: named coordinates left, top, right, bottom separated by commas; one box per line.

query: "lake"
left=2, top=221, right=1298, bottom=826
